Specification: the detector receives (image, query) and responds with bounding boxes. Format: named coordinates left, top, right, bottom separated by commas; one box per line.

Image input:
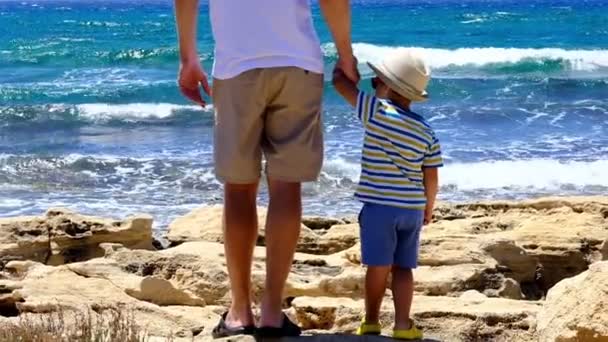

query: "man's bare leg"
left=223, top=182, right=259, bottom=328
left=260, top=179, right=302, bottom=327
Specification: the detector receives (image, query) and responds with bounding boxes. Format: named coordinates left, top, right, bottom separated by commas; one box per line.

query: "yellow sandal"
left=356, top=320, right=382, bottom=336
left=393, top=320, right=423, bottom=340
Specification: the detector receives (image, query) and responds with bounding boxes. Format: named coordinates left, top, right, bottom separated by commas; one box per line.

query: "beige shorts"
left=212, top=67, right=324, bottom=184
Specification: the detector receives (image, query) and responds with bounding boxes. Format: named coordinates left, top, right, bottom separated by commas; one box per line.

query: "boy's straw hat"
left=367, top=49, right=430, bottom=102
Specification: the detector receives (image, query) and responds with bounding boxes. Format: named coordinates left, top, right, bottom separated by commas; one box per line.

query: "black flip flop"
left=255, top=313, right=302, bottom=338
left=211, top=312, right=256, bottom=339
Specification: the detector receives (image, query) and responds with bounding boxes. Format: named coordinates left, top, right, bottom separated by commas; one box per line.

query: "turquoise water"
left=1, top=0, right=607, bottom=229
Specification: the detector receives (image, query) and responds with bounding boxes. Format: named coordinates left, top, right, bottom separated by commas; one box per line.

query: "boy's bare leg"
left=223, top=182, right=259, bottom=328
left=392, top=266, right=415, bottom=329
left=260, top=179, right=302, bottom=327
left=365, top=266, right=391, bottom=323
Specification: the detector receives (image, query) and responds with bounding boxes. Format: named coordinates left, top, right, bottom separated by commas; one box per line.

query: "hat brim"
left=367, top=62, right=428, bottom=102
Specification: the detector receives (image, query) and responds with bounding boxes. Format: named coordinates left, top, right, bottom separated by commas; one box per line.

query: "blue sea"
left=1, top=0, right=607, bottom=231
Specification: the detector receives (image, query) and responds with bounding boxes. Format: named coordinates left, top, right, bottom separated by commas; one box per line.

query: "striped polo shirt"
left=355, top=91, right=443, bottom=210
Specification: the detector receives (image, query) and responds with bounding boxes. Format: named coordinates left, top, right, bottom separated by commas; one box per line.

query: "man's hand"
left=424, top=206, right=433, bottom=225
left=175, top=0, right=207, bottom=105
left=319, top=0, right=358, bottom=82
left=332, top=64, right=358, bottom=107
left=337, top=55, right=360, bottom=83
left=178, top=60, right=211, bottom=106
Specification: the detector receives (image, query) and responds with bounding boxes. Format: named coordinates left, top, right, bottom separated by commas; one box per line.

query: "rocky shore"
left=1, top=197, right=607, bottom=341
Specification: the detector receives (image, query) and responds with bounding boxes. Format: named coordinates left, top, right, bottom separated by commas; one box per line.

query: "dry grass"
left=0, top=307, right=152, bottom=342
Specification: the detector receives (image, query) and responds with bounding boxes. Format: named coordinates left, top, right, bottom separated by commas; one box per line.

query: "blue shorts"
left=359, top=203, right=424, bottom=269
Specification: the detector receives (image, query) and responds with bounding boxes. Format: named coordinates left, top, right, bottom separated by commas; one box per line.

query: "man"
left=174, top=0, right=358, bottom=338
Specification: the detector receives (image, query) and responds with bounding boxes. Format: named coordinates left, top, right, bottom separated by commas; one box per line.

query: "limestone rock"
left=302, top=216, right=344, bottom=230
left=482, top=239, right=537, bottom=282
left=166, top=205, right=355, bottom=255
left=292, top=295, right=540, bottom=341
left=316, top=197, right=608, bottom=302
left=1, top=196, right=607, bottom=341
left=0, top=260, right=215, bottom=339
left=429, top=197, right=608, bottom=296
left=460, top=290, right=487, bottom=303
left=194, top=335, right=396, bottom=342
left=413, top=264, right=488, bottom=296
left=600, top=240, right=608, bottom=260
left=537, top=261, right=608, bottom=341
left=166, top=205, right=320, bottom=251
left=497, top=278, right=523, bottom=300
left=107, top=243, right=231, bottom=305
left=418, top=234, right=489, bottom=266
left=0, top=208, right=153, bottom=267
left=106, top=241, right=365, bottom=305
left=166, top=205, right=250, bottom=245
left=315, top=224, right=359, bottom=255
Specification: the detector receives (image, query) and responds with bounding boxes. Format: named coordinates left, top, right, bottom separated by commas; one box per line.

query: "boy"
left=332, top=49, right=442, bottom=340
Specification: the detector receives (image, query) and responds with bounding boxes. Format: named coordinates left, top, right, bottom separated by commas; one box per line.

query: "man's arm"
left=319, top=0, right=359, bottom=82
left=175, top=0, right=199, bottom=64
left=332, top=67, right=358, bottom=107
left=175, top=0, right=210, bottom=105
left=423, top=167, right=439, bottom=225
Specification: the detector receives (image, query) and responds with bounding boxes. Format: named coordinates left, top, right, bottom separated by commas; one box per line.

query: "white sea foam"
left=0, top=198, right=28, bottom=208
left=76, top=103, right=208, bottom=121
left=322, top=158, right=608, bottom=191
left=461, top=18, right=486, bottom=24
left=442, top=159, right=608, bottom=190
left=323, top=43, right=608, bottom=72
left=322, top=158, right=360, bottom=182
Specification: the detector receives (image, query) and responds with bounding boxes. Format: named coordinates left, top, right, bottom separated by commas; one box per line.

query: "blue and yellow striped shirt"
left=355, top=91, right=443, bottom=210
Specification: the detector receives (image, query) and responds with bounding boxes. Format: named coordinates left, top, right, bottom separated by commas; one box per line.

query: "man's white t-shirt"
left=209, top=0, right=324, bottom=80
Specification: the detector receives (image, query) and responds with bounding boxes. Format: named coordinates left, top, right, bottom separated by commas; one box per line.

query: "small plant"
left=0, top=306, right=150, bottom=342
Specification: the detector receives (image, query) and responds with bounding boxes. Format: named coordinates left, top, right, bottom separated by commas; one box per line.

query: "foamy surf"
left=442, top=159, right=608, bottom=191
left=77, top=103, right=208, bottom=121
left=0, top=103, right=212, bottom=125
left=323, top=43, right=608, bottom=75
left=320, top=158, right=608, bottom=192
left=2, top=0, right=608, bottom=222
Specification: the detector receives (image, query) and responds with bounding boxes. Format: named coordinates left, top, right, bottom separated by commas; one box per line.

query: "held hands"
left=336, top=55, right=360, bottom=83
left=178, top=60, right=211, bottom=106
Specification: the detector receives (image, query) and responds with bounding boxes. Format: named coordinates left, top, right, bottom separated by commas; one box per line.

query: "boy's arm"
left=332, top=67, right=359, bottom=107
left=423, top=167, right=439, bottom=225
left=319, top=0, right=359, bottom=83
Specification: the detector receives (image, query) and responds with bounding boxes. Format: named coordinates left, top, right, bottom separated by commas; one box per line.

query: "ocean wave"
left=459, top=11, right=522, bottom=24
left=0, top=103, right=211, bottom=126
left=443, top=159, right=608, bottom=190
left=9, top=154, right=604, bottom=196
left=5, top=41, right=607, bottom=77
left=100, top=47, right=180, bottom=64
left=2, top=154, right=607, bottom=222
left=0, top=153, right=218, bottom=191
left=1, top=45, right=187, bottom=66
left=323, top=43, right=608, bottom=76
left=78, top=21, right=125, bottom=28
left=76, top=103, right=209, bottom=121
left=316, top=157, right=608, bottom=192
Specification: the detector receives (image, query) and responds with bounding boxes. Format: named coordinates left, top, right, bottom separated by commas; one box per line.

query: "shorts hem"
left=362, top=259, right=394, bottom=267
left=362, top=260, right=418, bottom=269
left=215, top=172, right=261, bottom=185
left=394, top=261, right=418, bottom=269
left=355, top=197, right=427, bottom=211
left=265, top=172, right=319, bottom=183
